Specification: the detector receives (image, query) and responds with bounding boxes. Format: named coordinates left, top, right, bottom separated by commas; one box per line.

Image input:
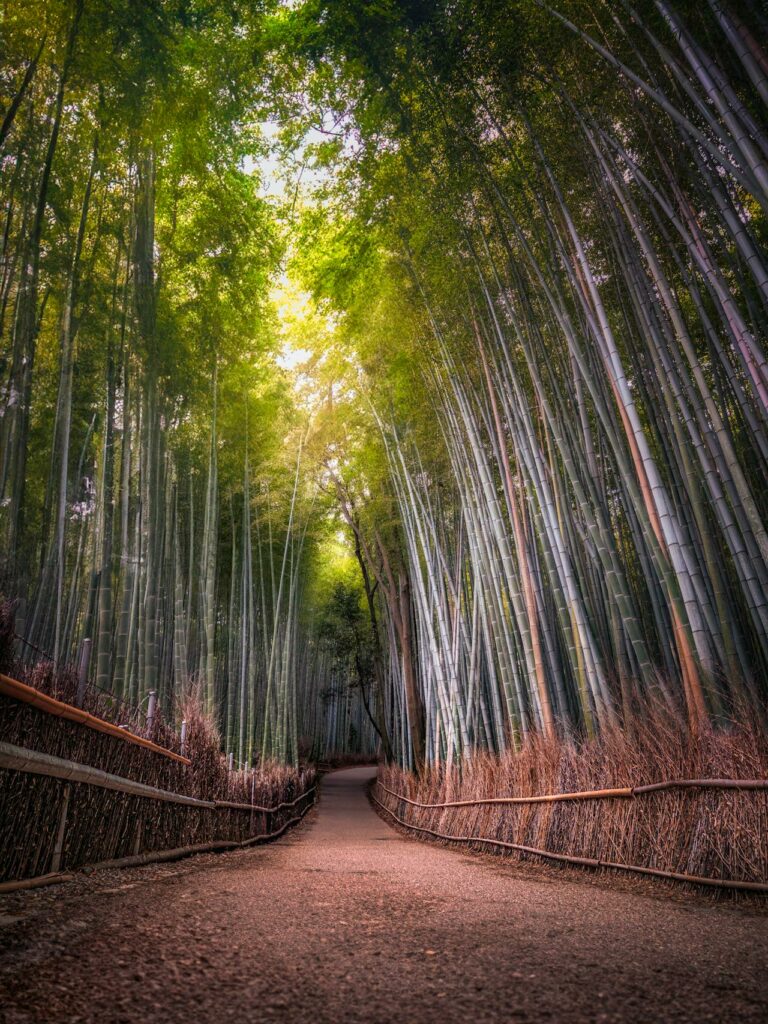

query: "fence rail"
left=373, top=781, right=768, bottom=893
left=0, top=741, right=317, bottom=814
left=376, top=778, right=768, bottom=808
left=0, top=793, right=316, bottom=894
left=216, top=790, right=318, bottom=813
left=0, top=673, right=189, bottom=764
left=0, top=742, right=214, bottom=807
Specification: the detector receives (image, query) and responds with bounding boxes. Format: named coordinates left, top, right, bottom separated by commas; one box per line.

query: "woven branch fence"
left=372, top=773, right=768, bottom=893
left=0, top=675, right=316, bottom=887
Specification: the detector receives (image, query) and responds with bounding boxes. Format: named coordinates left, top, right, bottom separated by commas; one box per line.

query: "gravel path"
left=1, top=765, right=767, bottom=1023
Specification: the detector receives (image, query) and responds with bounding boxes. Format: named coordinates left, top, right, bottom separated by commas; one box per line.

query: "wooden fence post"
left=147, top=690, right=157, bottom=732
left=250, top=769, right=256, bottom=836
left=133, top=817, right=143, bottom=857
left=51, top=783, right=72, bottom=873
left=75, top=639, right=92, bottom=707
left=180, top=719, right=187, bottom=757
left=13, top=598, right=26, bottom=661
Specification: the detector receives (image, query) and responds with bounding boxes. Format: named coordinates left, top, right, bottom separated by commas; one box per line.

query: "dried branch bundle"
left=0, top=682, right=315, bottom=883
left=376, top=703, right=768, bottom=890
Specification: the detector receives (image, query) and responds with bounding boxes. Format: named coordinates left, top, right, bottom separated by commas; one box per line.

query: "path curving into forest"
left=1, top=766, right=767, bottom=1023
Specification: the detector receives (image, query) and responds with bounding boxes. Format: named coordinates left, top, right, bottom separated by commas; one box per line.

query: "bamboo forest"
left=4, top=0, right=768, bottom=768
left=2, top=2, right=768, bottom=1020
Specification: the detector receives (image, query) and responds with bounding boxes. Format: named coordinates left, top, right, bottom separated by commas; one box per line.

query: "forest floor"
left=1, top=766, right=767, bottom=1024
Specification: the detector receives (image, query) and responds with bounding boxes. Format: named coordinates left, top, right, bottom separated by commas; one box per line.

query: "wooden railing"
left=0, top=673, right=189, bottom=763
left=376, top=778, right=768, bottom=806
left=0, top=677, right=316, bottom=890
left=372, top=779, right=768, bottom=893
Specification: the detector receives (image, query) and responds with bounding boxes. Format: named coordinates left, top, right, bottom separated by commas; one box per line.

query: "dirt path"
left=1, top=766, right=766, bottom=1023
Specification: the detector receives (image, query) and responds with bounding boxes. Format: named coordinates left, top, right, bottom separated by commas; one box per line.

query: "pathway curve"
left=1, top=766, right=767, bottom=1023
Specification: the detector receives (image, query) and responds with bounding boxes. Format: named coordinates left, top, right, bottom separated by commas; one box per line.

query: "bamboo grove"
left=276, top=0, right=768, bottom=768
left=0, top=0, right=374, bottom=767
left=2, top=1, right=768, bottom=773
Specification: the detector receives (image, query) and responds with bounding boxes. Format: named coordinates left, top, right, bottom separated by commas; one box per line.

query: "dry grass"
left=376, top=703, right=768, bottom=890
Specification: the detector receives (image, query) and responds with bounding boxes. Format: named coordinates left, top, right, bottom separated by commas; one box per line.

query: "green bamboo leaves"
left=283, top=0, right=768, bottom=766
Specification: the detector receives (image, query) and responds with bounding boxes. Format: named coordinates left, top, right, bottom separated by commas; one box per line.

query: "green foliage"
left=4, top=0, right=768, bottom=769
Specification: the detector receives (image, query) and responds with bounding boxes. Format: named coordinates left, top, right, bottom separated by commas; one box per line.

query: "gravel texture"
left=1, top=765, right=767, bottom=1023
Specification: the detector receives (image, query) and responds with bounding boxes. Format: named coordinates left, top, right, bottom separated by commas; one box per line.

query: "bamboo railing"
left=0, top=741, right=317, bottom=812
left=0, top=741, right=214, bottom=806
left=373, top=780, right=768, bottom=893
left=0, top=738, right=318, bottom=814
left=0, top=676, right=317, bottom=889
left=0, top=673, right=190, bottom=764
left=376, top=779, right=768, bottom=807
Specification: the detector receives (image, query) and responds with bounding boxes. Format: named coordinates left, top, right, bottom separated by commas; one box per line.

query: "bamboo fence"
left=0, top=675, right=316, bottom=886
left=373, top=776, right=768, bottom=893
